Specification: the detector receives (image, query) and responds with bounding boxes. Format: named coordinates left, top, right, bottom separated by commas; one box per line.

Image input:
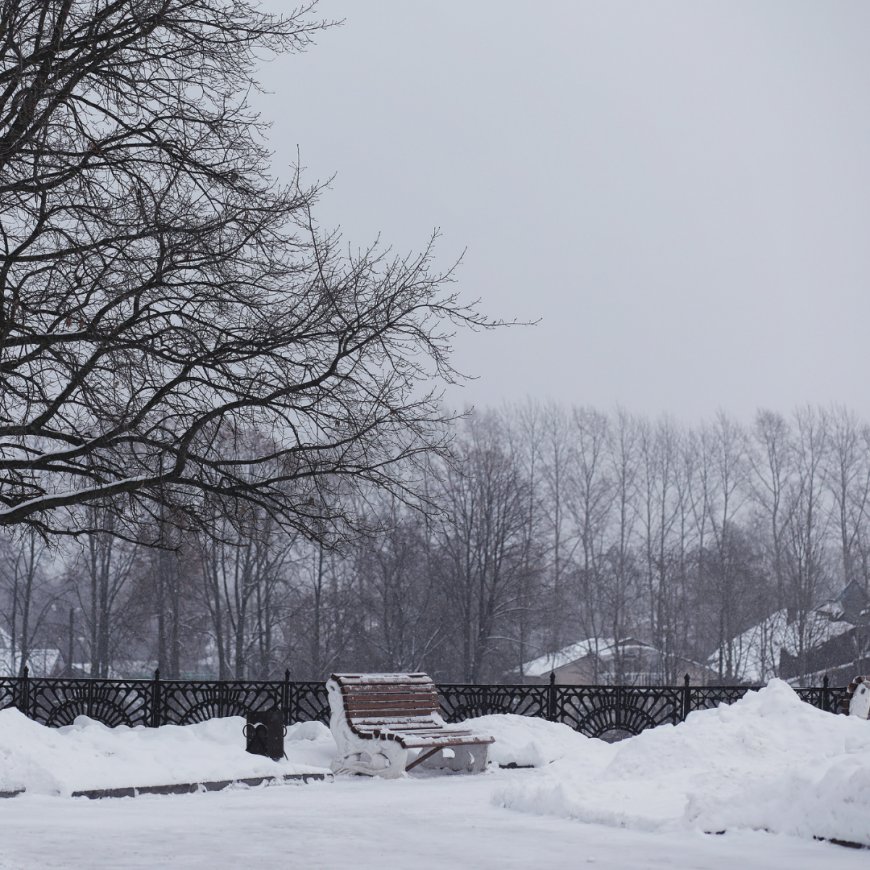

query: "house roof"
left=707, top=608, right=855, bottom=683
left=0, top=647, right=60, bottom=676
left=520, top=637, right=617, bottom=677
left=0, top=626, right=62, bottom=676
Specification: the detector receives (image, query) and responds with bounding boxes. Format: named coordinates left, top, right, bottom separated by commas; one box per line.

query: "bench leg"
left=414, top=744, right=489, bottom=774
left=452, top=744, right=488, bottom=773
left=331, top=741, right=409, bottom=778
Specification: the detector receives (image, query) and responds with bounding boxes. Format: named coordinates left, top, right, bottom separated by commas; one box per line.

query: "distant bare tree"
left=688, top=413, right=753, bottom=679
left=539, top=403, right=575, bottom=652
left=434, top=415, right=530, bottom=682
left=352, top=496, right=444, bottom=673
left=0, top=526, right=58, bottom=672
left=824, top=406, right=870, bottom=590
left=567, top=406, right=613, bottom=678
left=70, top=507, right=139, bottom=677
left=639, top=417, right=685, bottom=679
left=198, top=511, right=291, bottom=679
left=600, top=410, right=642, bottom=682
left=780, top=407, right=832, bottom=677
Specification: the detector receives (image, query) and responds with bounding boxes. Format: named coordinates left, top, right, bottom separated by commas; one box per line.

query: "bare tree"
left=780, top=407, right=832, bottom=677
left=567, top=406, right=613, bottom=679
left=434, top=414, right=530, bottom=682
left=600, top=410, right=642, bottom=682
left=0, top=1, right=493, bottom=545
left=0, top=526, right=58, bottom=672
left=824, top=406, right=870, bottom=591
left=70, top=507, right=139, bottom=676
left=538, top=403, right=575, bottom=652
left=198, top=511, right=291, bottom=679
left=639, top=417, right=685, bottom=679
left=688, top=413, right=754, bottom=679
left=352, top=496, right=444, bottom=673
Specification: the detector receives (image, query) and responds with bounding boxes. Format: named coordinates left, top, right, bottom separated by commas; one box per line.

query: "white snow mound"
left=0, top=708, right=334, bottom=795
left=463, top=713, right=596, bottom=767
left=495, top=680, right=870, bottom=846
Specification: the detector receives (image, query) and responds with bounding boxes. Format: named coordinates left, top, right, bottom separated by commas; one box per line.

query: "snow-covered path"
left=0, top=771, right=864, bottom=870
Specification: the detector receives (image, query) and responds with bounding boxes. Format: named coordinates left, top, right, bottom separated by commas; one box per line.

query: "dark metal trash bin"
left=244, top=710, right=286, bottom=761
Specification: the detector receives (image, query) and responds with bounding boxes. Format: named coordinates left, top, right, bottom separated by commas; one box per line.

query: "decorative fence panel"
left=0, top=670, right=848, bottom=739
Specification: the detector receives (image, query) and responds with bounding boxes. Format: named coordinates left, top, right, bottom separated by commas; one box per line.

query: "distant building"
left=0, top=628, right=62, bottom=676
left=709, top=581, right=870, bottom=685
left=514, top=636, right=715, bottom=685
left=780, top=581, right=869, bottom=684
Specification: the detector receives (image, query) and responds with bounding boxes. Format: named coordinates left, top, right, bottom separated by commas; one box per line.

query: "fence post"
left=151, top=669, right=161, bottom=728
left=283, top=668, right=291, bottom=725
left=547, top=671, right=557, bottom=722
left=18, top=665, right=30, bottom=718
left=822, top=674, right=830, bottom=713
left=682, top=673, right=691, bottom=721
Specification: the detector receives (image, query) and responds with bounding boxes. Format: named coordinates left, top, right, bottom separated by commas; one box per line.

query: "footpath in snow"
left=1, top=765, right=867, bottom=870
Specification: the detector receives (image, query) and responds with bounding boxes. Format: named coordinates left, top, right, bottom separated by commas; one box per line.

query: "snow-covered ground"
left=1, top=770, right=866, bottom=870
left=1, top=680, right=868, bottom=868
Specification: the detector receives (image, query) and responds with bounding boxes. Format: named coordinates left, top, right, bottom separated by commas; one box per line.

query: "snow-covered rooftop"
left=0, top=628, right=61, bottom=676
left=707, top=609, right=855, bottom=683
left=520, top=637, right=620, bottom=677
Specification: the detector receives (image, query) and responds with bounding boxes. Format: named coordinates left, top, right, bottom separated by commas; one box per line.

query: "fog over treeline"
left=3, top=402, right=866, bottom=685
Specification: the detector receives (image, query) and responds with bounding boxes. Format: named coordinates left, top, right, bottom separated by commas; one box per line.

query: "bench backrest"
left=329, top=672, right=440, bottom=720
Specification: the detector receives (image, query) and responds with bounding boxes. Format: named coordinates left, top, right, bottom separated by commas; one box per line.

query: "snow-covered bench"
left=841, top=675, right=870, bottom=718
left=326, top=672, right=494, bottom=778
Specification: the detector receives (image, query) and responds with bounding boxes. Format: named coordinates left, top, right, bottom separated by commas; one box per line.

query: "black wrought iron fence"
left=0, top=669, right=848, bottom=739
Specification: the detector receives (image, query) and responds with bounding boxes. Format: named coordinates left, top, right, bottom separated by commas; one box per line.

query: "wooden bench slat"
left=345, top=704, right=439, bottom=716
left=344, top=699, right=438, bottom=709
left=344, top=699, right=438, bottom=707
left=345, top=695, right=437, bottom=701
left=400, top=735, right=495, bottom=748
left=371, top=731, right=475, bottom=739
left=345, top=697, right=437, bottom=701
left=354, top=725, right=466, bottom=734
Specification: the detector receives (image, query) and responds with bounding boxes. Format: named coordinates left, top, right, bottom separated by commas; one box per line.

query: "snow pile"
left=283, top=720, right=336, bottom=769
left=0, top=709, right=333, bottom=796
left=463, top=713, right=590, bottom=767
left=496, top=680, right=870, bottom=846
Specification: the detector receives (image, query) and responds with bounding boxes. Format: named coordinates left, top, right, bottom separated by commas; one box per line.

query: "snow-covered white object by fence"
left=326, top=672, right=493, bottom=778
left=848, top=676, right=870, bottom=718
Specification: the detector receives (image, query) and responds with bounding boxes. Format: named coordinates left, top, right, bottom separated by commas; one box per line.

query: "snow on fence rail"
left=0, top=669, right=849, bottom=739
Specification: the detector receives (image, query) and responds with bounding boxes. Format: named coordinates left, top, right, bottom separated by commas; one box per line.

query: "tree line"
left=3, top=403, right=867, bottom=684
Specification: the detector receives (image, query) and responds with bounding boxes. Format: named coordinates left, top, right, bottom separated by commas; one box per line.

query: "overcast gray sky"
left=256, top=1, right=870, bottom=421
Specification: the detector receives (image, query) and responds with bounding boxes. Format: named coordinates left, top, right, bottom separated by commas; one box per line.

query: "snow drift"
left=0, top=710, right=333, bottom=795
left=496, top=680, right=870, bottom=846
left=463, top=713, right=586, bottom=768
